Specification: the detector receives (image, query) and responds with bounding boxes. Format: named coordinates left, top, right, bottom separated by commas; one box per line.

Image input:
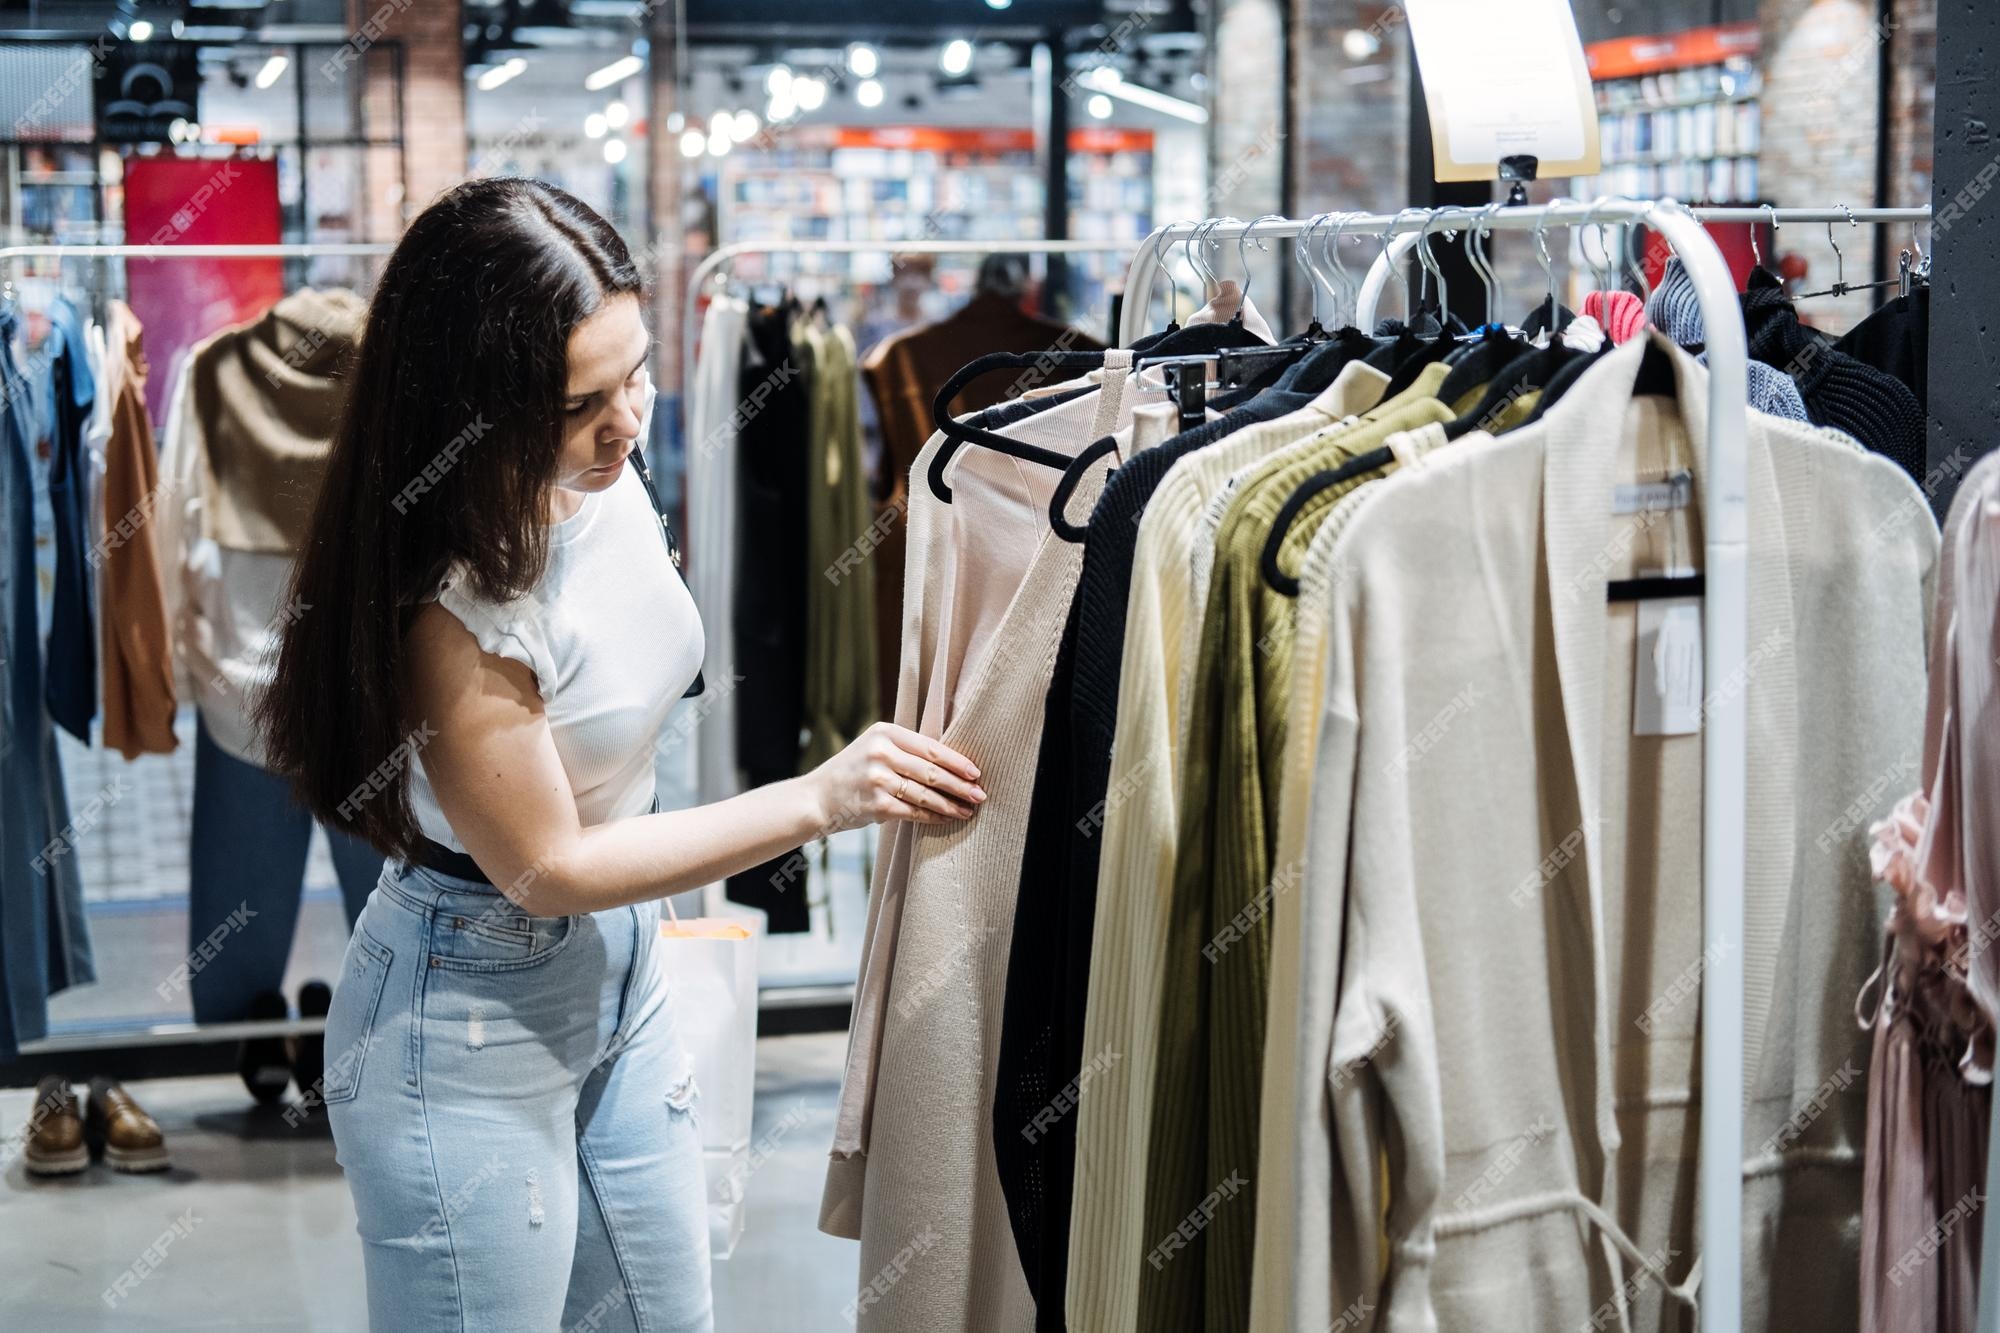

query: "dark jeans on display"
left=187, top=712, right=383, bottom=1024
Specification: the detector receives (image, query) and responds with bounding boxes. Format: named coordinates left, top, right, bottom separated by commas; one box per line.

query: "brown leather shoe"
left=22, top=1075, right=88, bottom=1176
left=85, top=1078, right=170, bottom=1173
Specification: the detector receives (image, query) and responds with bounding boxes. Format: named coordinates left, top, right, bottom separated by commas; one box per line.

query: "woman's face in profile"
left=555, top=292, right=652, bottom=494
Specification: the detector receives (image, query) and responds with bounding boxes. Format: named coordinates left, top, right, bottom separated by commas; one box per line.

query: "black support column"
left=1927, top=0, right=1999, bottom=515
left=1040, top=29, right=1073, bottom=321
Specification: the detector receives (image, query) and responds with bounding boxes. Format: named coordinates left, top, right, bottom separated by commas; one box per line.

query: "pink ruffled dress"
left=1859, top=451, right=2000, bottom=1333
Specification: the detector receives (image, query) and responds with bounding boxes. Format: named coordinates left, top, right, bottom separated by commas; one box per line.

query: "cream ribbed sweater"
left=1065, top=361, right=1388, bottom=1333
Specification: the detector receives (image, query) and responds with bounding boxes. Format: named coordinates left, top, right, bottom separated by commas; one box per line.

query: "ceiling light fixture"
left=1087, top=93, right=1112, bottom=119
left=794, top=76, right=826, bottom=111
left=254, top=55, right=288, bottom=90
left=856, top=78, right=884, bottom=108
left=732, top=109, right=759, bottom=141
left=604, top=138, right=629, bottom=165
left=604, top=100, right=631, bottom=129
left=585, top=112, right=607, bottom=138
left=847, top=45, right=878, bottom=79
left=680, top=128, right=705, bottom=158
left=940, top=39, right=973, bottom=76
left=128, top=19, right=153, bottom=41
left=1074, top=67, right=1208, bottom=123
left=584, top=54, right=644, bottom=92
left=1341, top=28, right=1381, bottom=60
left=476, top=57, right=527, bottom=92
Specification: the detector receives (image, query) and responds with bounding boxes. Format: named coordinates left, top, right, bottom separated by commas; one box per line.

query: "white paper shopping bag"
left=659, top=902, right=760, bottom=1259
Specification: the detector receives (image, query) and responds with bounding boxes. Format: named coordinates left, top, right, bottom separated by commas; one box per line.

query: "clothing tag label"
left=1612, top=471, right=1693, bottom=515
left=1634, top=570, right=1703, bottom=736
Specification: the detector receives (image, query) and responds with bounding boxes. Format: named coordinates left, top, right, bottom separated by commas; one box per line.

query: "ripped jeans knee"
left=666, top=1067, right=700, bottom=1130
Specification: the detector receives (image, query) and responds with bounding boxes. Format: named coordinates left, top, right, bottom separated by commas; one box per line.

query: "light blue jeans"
left=324, top=862, right=713, bottom=1332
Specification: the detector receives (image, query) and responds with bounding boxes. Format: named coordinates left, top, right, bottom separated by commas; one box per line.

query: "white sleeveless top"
left=409, top=457, right=705, bottom=853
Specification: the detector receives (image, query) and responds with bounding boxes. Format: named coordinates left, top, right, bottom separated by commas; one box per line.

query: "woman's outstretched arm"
left=402, top=602, right=984, bottom=916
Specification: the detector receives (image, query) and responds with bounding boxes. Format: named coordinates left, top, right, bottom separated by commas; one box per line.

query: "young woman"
left=257, top=178, right=984, bottom=1332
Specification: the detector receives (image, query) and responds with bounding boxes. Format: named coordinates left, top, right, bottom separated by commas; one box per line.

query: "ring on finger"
left=895, top=777, right=911, bottom=804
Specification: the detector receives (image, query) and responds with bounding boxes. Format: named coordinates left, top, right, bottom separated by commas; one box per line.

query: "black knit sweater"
left=1742, top=267, right=1926, bottom=483
left=1833, top=285, right=1929, bottom=417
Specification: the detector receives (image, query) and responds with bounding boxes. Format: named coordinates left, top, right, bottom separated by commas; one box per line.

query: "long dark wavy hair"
left=256, top=178, right=645, bottom=860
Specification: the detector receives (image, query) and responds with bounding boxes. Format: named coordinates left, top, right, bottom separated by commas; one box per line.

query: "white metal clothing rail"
left=677, top=236, right=1133, bottom=450
left=1121, top=200, right=1753, bottom=1332
left=1340, top=205, right=1934, bottom=330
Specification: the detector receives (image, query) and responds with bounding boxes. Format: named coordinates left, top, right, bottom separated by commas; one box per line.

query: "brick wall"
left=1757, top=0, right=1887, bottom=328
left=1282, top=0, right=1410, bottom=328
left=1887, top=0, right=1935, bottom=219
left=1208, top=0, right=1289, bottom=308
left=348, top=0, right=465, bottom=238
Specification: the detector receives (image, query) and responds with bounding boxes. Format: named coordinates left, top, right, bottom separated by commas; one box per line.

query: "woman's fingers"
left=878, top=723, right=980, bottom=783
left=882, top=742, right=986, bottom=812
left=878, top=762, right=975, bottom=820
left=886, top=793, right=956, bottom=825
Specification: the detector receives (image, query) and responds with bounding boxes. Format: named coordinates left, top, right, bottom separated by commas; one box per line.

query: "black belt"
left=412, top=838, right=490, bottom=884
left=412, top=796, right=661, bottom=887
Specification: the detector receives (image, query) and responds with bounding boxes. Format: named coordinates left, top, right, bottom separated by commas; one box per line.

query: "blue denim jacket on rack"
left=0, top=305, right=95, bottom=1060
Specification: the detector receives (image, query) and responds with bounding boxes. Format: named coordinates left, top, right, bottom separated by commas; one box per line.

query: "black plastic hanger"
left=1379, top=318, right=1468, bottom=400
left=1048, top=435, right=1122, bottom=542
left=1377, top=213, right=1475, bottom=396
left=1257, top=446, right=1396, bottom=594
left=1440, top=341, right=1588, bottom=440
left=1363, top=325, right=1427, bottom=373
left=1435, top=324, right=1528, bottom=404
left=1516, top=344, right=1611, bottom=424
left=1520, top=295, right=1575, bottom=338
left=924, top=349, right=1107, bottom=501
left=926, top=317, right=1273, bottom=502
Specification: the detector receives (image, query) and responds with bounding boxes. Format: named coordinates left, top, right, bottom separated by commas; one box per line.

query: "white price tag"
left=1404, top=0, right=1603, bottom=182
left=1633, top=574, right=1703, bottom=736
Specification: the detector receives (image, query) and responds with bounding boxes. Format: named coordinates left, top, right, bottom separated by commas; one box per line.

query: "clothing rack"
left=1124, top=200, right=1756, bottom=1331
left=0, top=241, right=395, bottom=1059
left=678, top=236, right=1136, bottom=456
left=678, top=236, right=1135, bottom=938
left=1339, top=206, right=1934, bottom=330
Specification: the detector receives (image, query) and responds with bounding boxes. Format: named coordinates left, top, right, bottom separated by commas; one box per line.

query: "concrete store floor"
left=0, top=1033, right=857, bottom=1331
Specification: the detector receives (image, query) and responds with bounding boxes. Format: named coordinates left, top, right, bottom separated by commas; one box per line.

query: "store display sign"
left=1404, top=0, right=1602, bottom=183
left=93, top=40, right=198, bottom=144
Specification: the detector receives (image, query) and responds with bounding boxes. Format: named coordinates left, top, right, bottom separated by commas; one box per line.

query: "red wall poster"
left=121, top=155, right=284, bottom=425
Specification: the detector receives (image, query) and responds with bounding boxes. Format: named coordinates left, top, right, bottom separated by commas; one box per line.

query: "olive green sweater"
left=1141, top=369, right=1455, bottom=1333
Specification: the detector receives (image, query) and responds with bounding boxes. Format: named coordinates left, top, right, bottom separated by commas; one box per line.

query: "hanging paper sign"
left=1404, top=0, right=1603, bottom=183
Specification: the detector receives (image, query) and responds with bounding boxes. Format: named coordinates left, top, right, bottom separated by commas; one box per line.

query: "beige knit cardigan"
left=1270, top=336, right=1937, bottom=1333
